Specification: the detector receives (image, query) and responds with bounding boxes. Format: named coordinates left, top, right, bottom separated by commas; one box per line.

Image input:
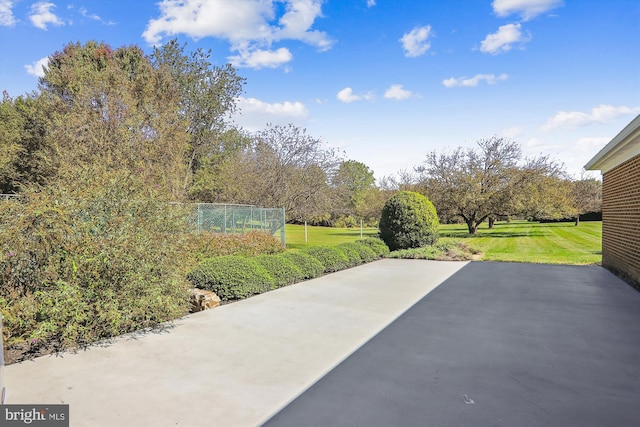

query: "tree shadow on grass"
left=440, top=232, right=548, bottom=238
left=439, top=222, right=550, bottom=239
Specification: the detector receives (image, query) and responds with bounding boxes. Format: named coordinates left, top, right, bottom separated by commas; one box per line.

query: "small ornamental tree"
left=379, top=191, right=439, bottom=251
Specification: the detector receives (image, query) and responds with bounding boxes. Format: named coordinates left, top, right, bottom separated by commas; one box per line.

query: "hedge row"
left=187, top=238, right=389, bottom=301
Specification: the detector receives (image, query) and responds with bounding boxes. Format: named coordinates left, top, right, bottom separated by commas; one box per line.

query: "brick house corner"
left=585, top=114, right=640, bottom=290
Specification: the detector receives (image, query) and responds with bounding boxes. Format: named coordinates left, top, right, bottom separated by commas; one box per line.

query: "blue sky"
left=1, top=0, right=639, bottom=180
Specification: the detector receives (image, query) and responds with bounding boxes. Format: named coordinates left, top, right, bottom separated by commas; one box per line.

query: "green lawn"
left=440, top=220, right=602, bottom=265
left=285, top=224, right=379, bottom=250
left=286, top=221, right=602, bottom=265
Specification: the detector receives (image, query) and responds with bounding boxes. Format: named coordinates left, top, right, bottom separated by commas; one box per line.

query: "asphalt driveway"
left=264, top=262, right=640, bottom=427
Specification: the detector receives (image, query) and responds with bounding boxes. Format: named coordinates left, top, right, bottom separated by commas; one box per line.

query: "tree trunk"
left=466, top=220, right=478, bottom=234
left=575, top=215, right=580, bottom=226
left=488, top=217, right=495, bottom=228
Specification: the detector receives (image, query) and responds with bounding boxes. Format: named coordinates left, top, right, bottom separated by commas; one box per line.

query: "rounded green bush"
left=256, top=254, right=305, bottom=287
left=379, top=191, right=439, bottom=251
left=281, top=252, right=325, bottom=279
left=187, top=256, right=275, bottom=301
left=301, top=246, right=350, bottom=273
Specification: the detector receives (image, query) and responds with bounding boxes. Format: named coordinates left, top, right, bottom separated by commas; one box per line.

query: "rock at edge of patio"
left=189, top=289, right=221, bottom=312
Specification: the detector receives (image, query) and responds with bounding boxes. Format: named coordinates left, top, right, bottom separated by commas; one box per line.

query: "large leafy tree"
left=39, top=41, right=189, bottom=200
left=187, top=128, right=254, bottom=202
left=250, top=124, right=342, bottom=222
left=151, top=39, right=245, bottom=190
left=192, top=124, right=342, bottom=222
left=331, top=160, right=381, bottom=223
left=572, top=178, right=602, bottom=225
left=417, top=136, right=567, bottom=234
left=0, top=41, right=200, bottom=352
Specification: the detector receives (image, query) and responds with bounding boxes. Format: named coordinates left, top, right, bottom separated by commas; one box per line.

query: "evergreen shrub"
left=187, top=256, right=275, bottom=301
left=339, top=241, right=377, bottom=263
left=357, top=237, right=390, bottom=257
left=280, top=252, right=325, bottom=279
left=333, top=243, right=362, bottom=267
left=301, top=246, right=350, bottom=273
left=379, top=191, right=439, bottom=251
left=255, top=254, right=305, bottom=287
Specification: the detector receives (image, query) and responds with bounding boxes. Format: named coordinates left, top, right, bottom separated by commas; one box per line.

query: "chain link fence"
left=185, top=203, right=286, bottom=246
left=1, top=196, right=286, bottom=246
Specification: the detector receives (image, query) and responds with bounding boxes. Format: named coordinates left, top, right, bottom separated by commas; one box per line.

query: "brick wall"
left=602, top=153, right=640, bottom=289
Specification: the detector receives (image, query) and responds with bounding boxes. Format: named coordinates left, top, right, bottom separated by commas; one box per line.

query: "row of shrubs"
left=187, top=238, right=389, bottom=301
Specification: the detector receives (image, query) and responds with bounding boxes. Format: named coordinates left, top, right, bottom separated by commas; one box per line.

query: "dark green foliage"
left=338, top=242, right=377, bottom=263
left=379, top=191, right=439, bottom=251
left=187, top=256, right=275, bottom=301
left=301, top=246, right=351, bottom=273
left=255, top=254, right=305, bottom=287
left=357, top=237, right=390, bottom=257
left=280, top=252, right=325, bottom=279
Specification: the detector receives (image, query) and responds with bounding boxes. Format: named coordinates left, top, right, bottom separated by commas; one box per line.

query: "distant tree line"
left=0, top=40, right=600, bottom=231
left=400, top=137, right=602, bottom=234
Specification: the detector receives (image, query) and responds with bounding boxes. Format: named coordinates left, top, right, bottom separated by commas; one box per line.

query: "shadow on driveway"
left=264, top=262, right=640, bottom=427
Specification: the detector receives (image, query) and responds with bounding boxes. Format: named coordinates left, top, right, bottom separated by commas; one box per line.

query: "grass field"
left=286, top=221, right=602, bottom=265
left=440, top=220, right=602, bottom=265
left=285, top=224, right=379, bottom=250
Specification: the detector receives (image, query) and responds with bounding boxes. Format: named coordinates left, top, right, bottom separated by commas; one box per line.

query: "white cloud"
left=29, top=2, right=64, bottom=30
left=480, top=23, right=530, bottom=55
left=575, top=137, right=610, bottom=153
left=229, top=47, right=293, bottom=69
left=542, top=104, right=640, bottom=131
left=25, top=56, right=49, bottom=77
left=234, top=96, right=309, bottom=131
left=384, top=84, right=413, bottom=100
left=143, top=0, right=333, bottom=69
left=143, top=0, right=274, bottom=45
left=337, top=87, right=374, bottom=103
left=0, top=0, right=16, bottom=26
left=367, top=0, right=376, bottom=7
left=337, top=87, right=360, bottom=103
left=400, top=25, right=432, bottom=58
left=76, top=6, right=114, bottom=25
left=275, top=0, right=332, bottom=51
left=79, top=7, right=100, bottom=21
left=492, top=0, right=563, bottom=21
left=442, top=73, right=509, bottom=87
